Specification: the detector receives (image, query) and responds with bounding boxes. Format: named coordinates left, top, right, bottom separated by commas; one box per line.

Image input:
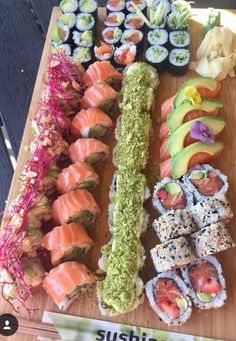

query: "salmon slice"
left=156, top=188, right=187, bottom=210
left=160, top=134, right=198, bottom=162
left=124, top=31, right=141, bottom=44
left=191, top=172, right=224, bottom=196
left=160, top=121, right=169, bottom=142
left=189, top=261, right=221, bottom=294
left=70, top=108, right=113, bottom=139
left=69, top=138, right=109, bottom=165
left=161, top=96, right=175, bottom=122
left=198, top=81, right=221, bottom=98
left=52, top=189, right=100, bottom=225
left=43, top=262, right=96, bottom=306
left=83, top=61, right=121, bottom=86
left=95, top=44, right=114, bottom=56
left=160, top=159, right=172, bottom=179
left=126, top=18, right=142, bottom=29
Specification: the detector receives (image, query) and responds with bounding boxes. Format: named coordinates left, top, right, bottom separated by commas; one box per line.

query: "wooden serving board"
left=1, top=7, right=236, bottom=341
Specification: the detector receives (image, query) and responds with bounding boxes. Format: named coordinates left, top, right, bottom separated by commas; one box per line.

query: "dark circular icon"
left=0, top=314, right=18, bottom=336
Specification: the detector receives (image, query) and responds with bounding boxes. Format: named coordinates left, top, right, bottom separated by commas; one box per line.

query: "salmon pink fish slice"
left=160, top=134, right=198, bottom=162
left=83, top=61, right=121, bottom=87
left=197, top=81, right=221, bottom=98
left=161, top=96, right=175, bottom=122
left=191, top=172, right=224, bottom=196
left=189, top=261, right=221, bottom=294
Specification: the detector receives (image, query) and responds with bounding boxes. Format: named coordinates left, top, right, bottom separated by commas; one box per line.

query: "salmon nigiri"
left=69, top=138, right=109, bottom=165
left=56, top=161, right=99, bottom=194
left=81, top=81, right=118, bottom=114
left=83, top=61, right=122, bottom=90
left=42, top=223, right=94, bottom=266
left=70, top=108, right=113, bottom=139
left=43, top=261, right=96, bottom=310
left=52, top=189, right=101, bottom=226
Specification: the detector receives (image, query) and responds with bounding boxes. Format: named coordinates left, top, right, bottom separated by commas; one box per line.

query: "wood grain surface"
left=1, top=7, right=236, bottom=341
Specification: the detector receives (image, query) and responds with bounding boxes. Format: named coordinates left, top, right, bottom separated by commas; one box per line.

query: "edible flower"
left=184, top=86, right=201, bottom=106
left=190, top=121, right=215, bottom=144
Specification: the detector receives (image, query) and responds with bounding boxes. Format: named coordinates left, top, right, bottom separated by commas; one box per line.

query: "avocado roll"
left=147, top=28, right=168, bottom=47
left=181, top=256, right=227, bottom=310
left=57, top=13, right=76, bottom=30
left=60, top=0, right=79, bottom=13
left=102, top=27, right=122, bottom=47
left=73, top=47, right=93, bottom=68
left=146, top=272, right=192, bottom=326
left=114, top=44, right=137, bottom=73
left=168, top=48, right=190, bottom=76
left=51, top=43, right=72, bottom=56
left=145, top=45, right=168, bottom=74
left=126, top=0, right=147, bottom=15
left=78, top=0, right=98, bottom=20
left=169, top=30, right=190, bottom=49
left=106, top=0, right=125, bottom=14
left=121, top=29, right=143, bottom=57
left=104, top=12, right=125, bottom=29
left=72, top=30, right=94, bottom=48
left=124, top=13, right=145, bottom=31
left=94, top=43, right=115, bottom=62
left=76, top=13, right=95, bottom=34
left=51, top=24, right=70, bottom=46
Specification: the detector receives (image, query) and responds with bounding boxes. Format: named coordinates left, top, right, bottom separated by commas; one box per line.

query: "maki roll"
left=147, top=29, right=168, bottom=47
left=124, top=13, right=144, bottom=31
left=152, top=177, right=194, bottom=215
left=94, top=43, right=115, bottom=62
left=170, top=0, right=192, bottom=14
left=73, top=47, right=92, bottom=68
left=57, top=13, right=76, bottom=30
left=52, top=188, right=100, bottom=225
left=78, top=0, right=98, bottom=19
left=42, top=223, right=94, bottom=266
left=43, top=262, right=96, bottom=310
left=146, top=272, right=192, bottom=326
left=153, top=209, right=197, bottom=243
left=168, top=48, right=190, bottom=76
left=169, top=30, right=190, bottom=49
left=114, top=44, right=137, bottom=70
left=183, top=164, right=228, bottom=201
left=56, top=161, right=99, bottom=193
left=70, top=107, right=113, bottom=139
left=126, top=0, right=147, bottom=15
left=72, top=30, right=94, bottom=48
left=104, top=12, right=125, bottom=28
left=189, top=222, right=235, bottom=258
left=102, top=27, right=122, bottom=47
left=145, top=45, right=168, bottom=73
left=51, top=24, right=70, bottom=46
left=51, top=44, right=72, bottom=56
left=21, top=226, right=43, bottom=257
left=150, top=236, right=196, bottom=273
left=60, top=0, right=79, bottom=13
left=120, top=29, right=144, bottom=57
left=106, top=0, right=125, bottom=14
left=76, top=13, right=95, bottom=33
left=22, top=258, right=45, bottom=288
left=181, top=256, right=227, bottom=309
left=69, top=138, right=109, bottom=164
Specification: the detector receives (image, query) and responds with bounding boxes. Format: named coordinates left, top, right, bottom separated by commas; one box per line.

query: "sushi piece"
left=189, top=222, right=235, bottom=258
left=160, top=141, right=224, bottom=179
left=22, top=258, right=45, bottom=288
left=52, top=189, right=100, bottom=226
left=42, top=223, right=94, bottom=266
left=71, top=108, right=113, bottom=139
left=168, top=48, right=190, bottom=76
left=102, top=27, right=122, bottom=47
left=83, top=61, right=122, bottom=90
left=189, top=195, right=233, bottom=228
left=167, top=8, right=192, bottom=31
left=57, top=13, right=77, bottom=30
left=51, top=24, right=70, bottom=46
left=56, top=161, right=99, bottom=193
left=126, top=0, right=147, bottom=14
left=106, top=0, right=125, bottom=14
left=146, top=272, right=192, bottom=326
left=78, top=0, right=98, bottom=19
left=171, top=0, right=192, bottom=13
left=114, top=44, right=137, bottom=70
left=73, top=47, right=92, bottom=68
left=72, top=30, right=94, bottom=48
left=21, top=226, right=43, bottom=257
left=152, top=177, right=194, bottom=215
left=169, top=31, right=190, bottom=49
left=28, top=195, right=52, bottom=222
left=76, top=13, right=95, bottom=33
left=153, top=209, right=197, bottom=243
left=150, top=236, right=196, bottom=273
left=147, top=29, right=168, bottom=47
left=51, top=43, right=72, bottom=56
left=124, top=13, right=144, bottom=31
left=43, top=261, right=96, bottom=310
left=60, top=0, right=79, bottom=13
left=145, top=46, right=168, bottom=74
left=121, top=29, right=144, bottom=56
left=0, top=269, right=18, bottom=303
left=181, top=256, right=227, bottom=309
left=104, top=12, right=125, bottom=28
left=81, top=81, right=118, bottom=113
left=183, top=164, right=228, bottom=201
left=94, top=43, right=115, bottom=63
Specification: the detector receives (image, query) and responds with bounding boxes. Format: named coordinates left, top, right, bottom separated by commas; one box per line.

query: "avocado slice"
left=28, top=204, right=51, bottom=219
left=167, top=99, right=223, bottom=134
left=46, top=167, right=60, bottom=180
left=165, top=183, right=182, bottom=195
left=75, top=180, right=96, bottom=191
left=171, top=141, right=223, bottom=179
left=176, top=297, right=187, bottom=313
left=190, top=170, right=207, bottom=180
left=68, top=210, right=94, bottom=226
left=174, top=77, right=218, bottom=108
left=52, top=25, right=65, bottom=43
left=60, top=0, right=74, bottom=11
left=89, top=124, right=108, bottom=138
left=60, top=246, right=86, bottom=263
left=167, top=116, right=225, bottom=157
left=197, top=292, right=215, bottom=302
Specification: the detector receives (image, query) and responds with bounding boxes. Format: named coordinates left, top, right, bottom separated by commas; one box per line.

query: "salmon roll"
left=69, top=138, right=109, bottom=165
left=52, top=189, right=100, bottom=226
left=81, top=81, right=118, bottom=113
left=70, top=108, right=113, bottom=139
left=43, top=261, right=96, bottom=310
left=56, top=161, right=99, bottom=194
left=42, top=223, right=94, bottom=266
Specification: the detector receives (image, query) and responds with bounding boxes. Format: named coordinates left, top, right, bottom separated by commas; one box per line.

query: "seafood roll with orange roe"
left=70, top=108, right=113, bottom=139
left=42, top=223, right=94, bottom=266
left=69, top=138, right=109, bottom=165
left=56, top=161, right=99, bottom=193
left=43, top=261, right=96, bottom=310
left=52, top=189, right=100, bottom=226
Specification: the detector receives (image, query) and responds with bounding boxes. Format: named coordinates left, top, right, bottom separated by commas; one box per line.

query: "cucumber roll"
left=124, top=14, right=144, bottom=31
left=60, top=0, right=79, bottom=13
left=147, top=28, right=168, bottom=47
left=102, top=27, right=122, bottom=47
left=57, top=13, right=76, bottom=30
left=121, top=29, right=143, bottom=57
left=126, top=0, right=147, bottom=15
left=169, top=30, right=190, bottom=49
left=73, top=47, right=93, bottom=68
left=104, top=12, right=125, bottom=29
left=94, top=43, right=115, bottom=62
left=106, top=0, right=125, bottom=14
left=76, top=13, right=95, bottom=34
left=78, top=0, right=98, bottom=20
left=52, top=44, right=72, bottom=56
left=168, top=48, right=190, bottom=76
left=170, top=0, right=192, bottom=14
left=146, top=272, right=192, bottom=326
left=52, top=24, right=70, bottom=46
left=145, top=45, right=168, bottom=73
left=183, top=164, right=228, bottom=202
left=72, top=30, right=94, bottom=48
left=181, top=256, right=227, bottom=309
left=152, top=177, right=194, bottom=215
left=114, top=44, right=137, bottom=72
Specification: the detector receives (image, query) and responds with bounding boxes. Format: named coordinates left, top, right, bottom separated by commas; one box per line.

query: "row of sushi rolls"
left=0, top=0, right=235, bottom=329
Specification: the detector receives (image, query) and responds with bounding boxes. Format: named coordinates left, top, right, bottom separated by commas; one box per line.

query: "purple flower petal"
left=190, top=121, right=215, bottom=144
